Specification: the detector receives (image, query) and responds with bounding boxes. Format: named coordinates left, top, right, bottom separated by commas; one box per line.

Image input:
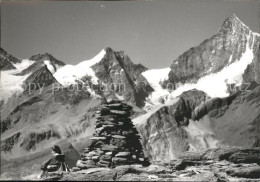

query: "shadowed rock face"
left=23, top=65, right=61, bottom=92
left=0, top=47, right=20, bottom=71
left=168, top=15, right=260, bottom=86
left=243, top=45, right=260, bottom=83
left=0, top=58, right=16, bottom=71
left=91, top=47, right=153, bottom=107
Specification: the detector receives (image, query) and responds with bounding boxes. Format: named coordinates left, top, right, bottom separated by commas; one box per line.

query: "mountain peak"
left=43, top=52, right=52, bottom=58
left=29, top=52, right=65, bottom=66
left=104, top=47, right=114, bottom=53
left=227, top=14, right=239, bottom=21
left=29, top=52, right=54, bottom=61
left=0, top=47, right=21, bottom=64
left=220, top=14, right=248, bottom=34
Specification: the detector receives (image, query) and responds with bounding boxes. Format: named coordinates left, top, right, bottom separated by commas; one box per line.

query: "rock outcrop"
left=76, top=100, right=147, bottom=169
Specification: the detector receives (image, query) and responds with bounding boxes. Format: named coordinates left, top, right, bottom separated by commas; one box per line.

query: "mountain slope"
left=0, top=48, right=21, bottom=71
left=134, top=85, right=260, bottom=161
left=23, top=65, right=61, bottom=91
left=133, top=89, right=208, bottom=161
left=1, top=84, right=99, bottom=160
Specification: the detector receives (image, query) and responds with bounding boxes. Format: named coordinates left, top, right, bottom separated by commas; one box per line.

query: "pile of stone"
left=76, top=100, right=147, bottom=169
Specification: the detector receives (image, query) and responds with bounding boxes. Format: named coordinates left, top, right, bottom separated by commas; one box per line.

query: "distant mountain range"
left=0, top=15, right=260, bottom=175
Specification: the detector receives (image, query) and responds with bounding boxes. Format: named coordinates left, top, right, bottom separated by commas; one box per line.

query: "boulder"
left=101, top=144, right=118, bottom=151
left=110, top=110, right=127, bottom=116
left=105, top=152, right=113, bottom=155
left=90, top=137, right=107, bottom=141
left=76, top=160, right=89, bottom=169
left=115, top=152, right=131, bottom=157
left=226, top=166, right=260, bottom=178
left=92, top=156, right=100, bottom=160
left=99, top=160, right=111, bottom=165
left=100, top=155, right=112, bottom=161
left=112, top=157, right=128, bottom=163
left=97, top=162, right=110, bottom=167
left=112, top=135, right=126, bottom=139
left=229, top=150, right=260, bottom=164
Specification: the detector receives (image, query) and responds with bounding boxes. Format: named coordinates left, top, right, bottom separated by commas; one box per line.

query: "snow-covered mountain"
left=1, top=15, right=260, bottom=175
left=54, top=49, right=106, bottom=86
left=0, top=51, right=66, bottom=101
left=142, top=15, right=260, bottom=108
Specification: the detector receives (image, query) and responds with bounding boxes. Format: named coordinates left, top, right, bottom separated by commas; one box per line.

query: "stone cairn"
left=76, top=100, right=147, bottom=169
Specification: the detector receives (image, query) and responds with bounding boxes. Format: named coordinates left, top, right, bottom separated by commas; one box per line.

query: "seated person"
left=39, top=145, right=69, bottom=178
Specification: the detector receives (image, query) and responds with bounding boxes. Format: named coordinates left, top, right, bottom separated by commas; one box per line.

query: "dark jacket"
left=41, top=154, right=69, bottom=172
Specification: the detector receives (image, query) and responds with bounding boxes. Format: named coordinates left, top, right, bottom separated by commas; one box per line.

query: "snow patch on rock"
left=43, top=60, right=55, bottom=74
left=142, top=68, right=171, bottom=105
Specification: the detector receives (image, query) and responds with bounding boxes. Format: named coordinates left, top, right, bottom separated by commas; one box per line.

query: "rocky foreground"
left=40, top=147, right=260, bottom=181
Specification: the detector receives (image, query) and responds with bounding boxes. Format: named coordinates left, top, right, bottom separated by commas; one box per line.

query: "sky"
left=1, top=0, right=259, bottom=69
